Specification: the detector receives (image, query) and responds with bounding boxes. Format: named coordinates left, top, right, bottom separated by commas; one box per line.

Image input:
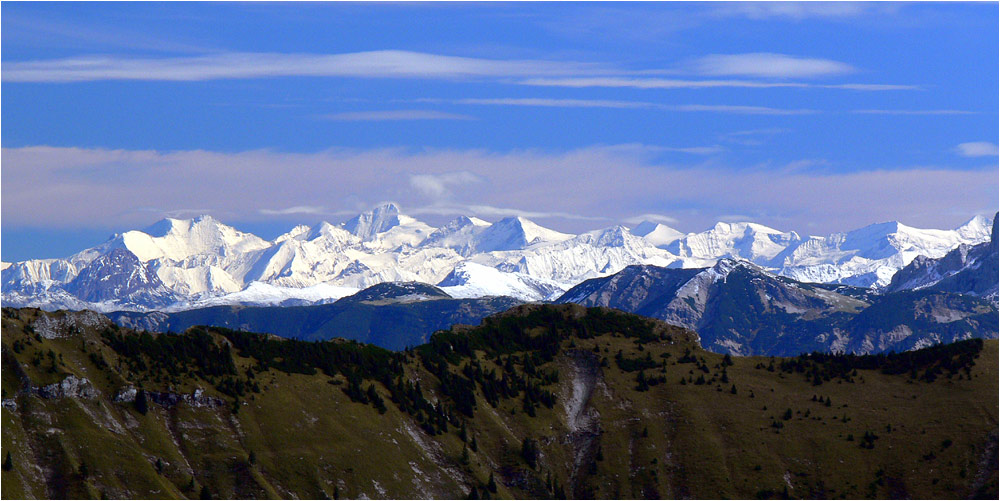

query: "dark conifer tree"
left=135, top=389, right=149, bottom=415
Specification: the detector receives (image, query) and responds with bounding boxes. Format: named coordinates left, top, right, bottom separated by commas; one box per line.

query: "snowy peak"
left=885, top=212, right=999, bottom=298
left=474, top=216, right=573, bottom=253
left=341, top=203, right=403, bottom=240
left=420, top=216, right=491, bottom=255
left=306, top=221, right=358, bottom=245
left=631, top=221, right=684, bottom=248
left=956, top=214, right=992, bottom=241
left=576, top=225, right=644, bottom=248
left=340, top=203, right=435, bottom=250
left=437, top=261, right=565, bottom=301
left=112, top=214, right=270, bottom=263
left=274, top=224, right=312, bottom=243
left=667, top=221, right=800, bottom=266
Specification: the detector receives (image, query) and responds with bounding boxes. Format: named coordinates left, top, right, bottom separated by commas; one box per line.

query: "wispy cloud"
left=852, top=109, right=978, bottom=115
left=671, top=104, right=815, bottom=115
left=449, top=97, right=652, bottom=109
left=423, top=97, right=813, bottom=115
left=661, top=146, right=726, bottom=155
left=716, top=2, right=891, bottom=20
left=623, top=213, right=681, bottom=225
left=323, top=110, right=475, bottom=121
left=409, top=172, right=483, bottom=198
left=258, top=206, right=330, bottom=216
left=1, top=50, right=604, bottom=83
left=955, top=142, right=999, bottom=157
left=691, top=53, right=855, bottom=78
left=3, top=145, right=995, bottom=236
left=520, top=77, right=916, bottom=91
left=407, top=204, right=609, bottom=222
left=2, top=50, right=917, bottom=93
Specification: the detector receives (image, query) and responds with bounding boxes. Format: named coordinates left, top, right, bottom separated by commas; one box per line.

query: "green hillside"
left=2, top=305, right=997, bottom=499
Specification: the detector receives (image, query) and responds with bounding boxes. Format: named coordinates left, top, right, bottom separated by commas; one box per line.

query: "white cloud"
left=324, top=110, right=475, bottom=121
left=409, top=172, right=483, bottom=198
left=692, top=53, right=855, bottom=79
left=955, top=142, right=999, bottom=157
left=1, top=50, right=605, bottom=83
left=2, top=145, right=995, bottom=236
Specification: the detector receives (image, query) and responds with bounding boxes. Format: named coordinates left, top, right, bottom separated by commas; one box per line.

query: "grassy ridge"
left=2, top=305, right=997, bottom=499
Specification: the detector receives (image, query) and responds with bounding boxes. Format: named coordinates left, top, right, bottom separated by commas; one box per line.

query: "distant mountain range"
left=102, top=222, right=998, bottom=356
left=556, top=259, right=997, bottom=355
left=3, top=204, right=994, bottom=313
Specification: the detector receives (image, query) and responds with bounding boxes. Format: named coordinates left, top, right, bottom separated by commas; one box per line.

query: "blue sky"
left=2, top=1, right=998, bottom=261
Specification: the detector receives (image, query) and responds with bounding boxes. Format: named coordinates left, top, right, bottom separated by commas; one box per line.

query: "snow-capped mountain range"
left=2, top=203, right=993, bottom=312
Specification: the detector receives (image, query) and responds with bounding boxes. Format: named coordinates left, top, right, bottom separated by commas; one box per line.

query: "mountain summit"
left=2, top=210, right=993, bottom=312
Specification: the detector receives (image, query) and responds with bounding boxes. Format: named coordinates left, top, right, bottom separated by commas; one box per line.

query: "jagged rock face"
left=558, top=259, right=996, bottom=356
left=557, top=265, right=701, bottom=316
left=64, top=248, right=176, bottom=307
left=36, top=375, right=99, bottom=399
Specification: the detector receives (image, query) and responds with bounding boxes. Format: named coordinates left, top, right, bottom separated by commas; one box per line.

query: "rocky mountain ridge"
left=2, top=205, right=993, bottom=312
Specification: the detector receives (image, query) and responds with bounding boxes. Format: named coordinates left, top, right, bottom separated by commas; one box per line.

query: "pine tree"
left=521, top=437, right=538, bottom=469
left=487, top=472, right=497, bottom=493
left=467, top=485, right=479, bottom=499
left=3, top=452, right=12, bottom=471
left=135, top=389, right=149, bottom=415
left=460, top=445, right=470, bottom=465
left=470, top=436, right=478, bottom=452
left=200, top=485, right=212, bottom=500
left=730, top=384, right=738, bottom=395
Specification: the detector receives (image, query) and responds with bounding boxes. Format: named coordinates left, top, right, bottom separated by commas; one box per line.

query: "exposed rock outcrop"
left=31, top=310, right=111, bottom=339
left=36, top=375, right=99, bottom=399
